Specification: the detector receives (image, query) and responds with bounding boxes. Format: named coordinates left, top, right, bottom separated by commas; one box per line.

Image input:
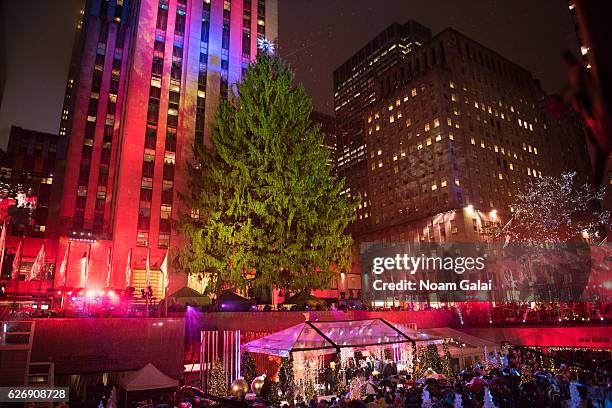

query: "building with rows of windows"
left=34, top=0, right=279, bottom=297
left=336, top=25, right=591, bottom=252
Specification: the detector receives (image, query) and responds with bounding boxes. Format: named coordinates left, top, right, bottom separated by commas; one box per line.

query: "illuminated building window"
left=411, top=88, right=417, bottom=97
left=435, top=135, right=442, bottom=142
left=447, top=118, right=452, bottom=126
left=498, top=173, right=503, bottom=180
left=441, top=178, right=447, bottom=187
left=389, top=115, right=394, bottom=123
left=451, top=93, right=457, bottom=102
left=406, top=118, right=412, bottom=127
left=397, top=111, right=402, bottom=118
left=426, top=137, right=432, bottom=146
left=433, top=118, right=440, bottom=128
left=417, top=143, right=423, bottom=150
left=144, top=148, right=155, bottom=162
left=431, top=183, right=437, bottom=191
left=449, top=81, right=455, bottom=89
left=481, top=141, right=485, bottom=148
left=388, top=104, right=393, bottom=111
left=533, top=147, right=538, bottom=155
left=160, top=204, right=172, bottom=219
left=494, top=145, right=499, bottom=152
left=164, top=151, right=176, bottom=164
left=449, top=133, right=454, bottom=140
left=374, top=112, right=380, bottom=119
left=136, top=231, right=149, bottom=247
left=454, top=178, right=460, bottom=186
left=368, top=116, right=372, bottom=123
left=424, top=123, right=430, bottom=132
left=396, top=99, right=400, bottom=106
left=509, top=163, right=514, bottom=170
left=470, top=137, right=476, bottom=145
left=377, top=149, right=382, bottom=156
left=378, top=162, right=383, bottom=168
left=375, top=124, right=380, bottom=131
left=141, top=177, right=153, bottom=189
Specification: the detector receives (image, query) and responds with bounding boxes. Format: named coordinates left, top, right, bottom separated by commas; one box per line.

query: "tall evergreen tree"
left=177, top=54, right=355, bottom=293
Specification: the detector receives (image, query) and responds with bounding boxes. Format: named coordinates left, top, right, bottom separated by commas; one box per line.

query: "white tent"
left=119, top=363, right=178, bottom=392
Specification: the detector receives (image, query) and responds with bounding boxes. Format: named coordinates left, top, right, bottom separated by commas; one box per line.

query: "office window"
left=160, top=205, right=172, bottom=219
left=144, top=148, right=155, bottom=162
left=141, top=177, right=153, bottom=189
left=136, top=231, right=149, bottom=247
left=159, top=233, right=170, bottom=248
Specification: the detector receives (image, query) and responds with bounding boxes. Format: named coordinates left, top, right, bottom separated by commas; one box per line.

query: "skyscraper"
left=56, top=0, right=277, bottom=295
left=333, top=21, right=432, bottom=234
left=338, top=25, right=593, bottom=245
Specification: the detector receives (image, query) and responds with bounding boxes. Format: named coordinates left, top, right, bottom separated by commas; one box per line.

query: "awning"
left=119, top=363, right=178, bottom=392
left=420, top=327, right=498, bottom=356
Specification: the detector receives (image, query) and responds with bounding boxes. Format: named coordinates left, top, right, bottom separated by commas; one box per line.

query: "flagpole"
left=106, top=246, right=112, bottom=288
left=0, top=220, right=6, bottom=275
left=14, top=236, right=23, bottom=295
left=84, top=243, right=91, bottom=288
left=60, top=241, right=71, bottom=310
left=65, top=241, right=71, bottom=287
left=36, top=241, right=46, bottom=312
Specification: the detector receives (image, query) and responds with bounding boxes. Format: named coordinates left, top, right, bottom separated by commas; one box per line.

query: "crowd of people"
left=252, top=365, right=610, bottom=408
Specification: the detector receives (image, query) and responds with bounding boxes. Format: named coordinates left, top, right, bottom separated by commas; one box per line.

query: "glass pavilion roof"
left=241, top=318, right=416, bottom=357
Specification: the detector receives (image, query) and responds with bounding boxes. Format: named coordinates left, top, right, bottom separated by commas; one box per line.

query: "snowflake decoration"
left=257, top=36, right=275, bottom=54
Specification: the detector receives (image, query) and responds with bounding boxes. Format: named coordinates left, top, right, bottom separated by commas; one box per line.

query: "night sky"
left=0, top=0, right=579, bottom=147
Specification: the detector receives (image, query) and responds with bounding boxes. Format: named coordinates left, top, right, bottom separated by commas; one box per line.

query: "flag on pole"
left=125, top=249, right=132, bottom=288
left=27, top=243, right=46, bottom=281
left=58, top=242, right=70, bottom=287
left=0, top=220, right=6, bottom=275
left=105, top=247, right=112, bottom=288
left=145, top=247, right=151, bottom=286
left=12, top=238, right=22, bottom=280
left=83, top=244, right=91, bottom=287
left=160, top=250, right=169, bottom=290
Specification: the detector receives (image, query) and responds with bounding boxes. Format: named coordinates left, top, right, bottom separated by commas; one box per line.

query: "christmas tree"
left=177, top=53, right=356, bottom=293
left=441, top=341, right=458, bottom=380
left=415, top=345, right=443, bottom=378
left=241, top=352, right=258, bottom=385
left=261, top=377, right=282, bottom=407
left=208, top=359, right=228, bottom=398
